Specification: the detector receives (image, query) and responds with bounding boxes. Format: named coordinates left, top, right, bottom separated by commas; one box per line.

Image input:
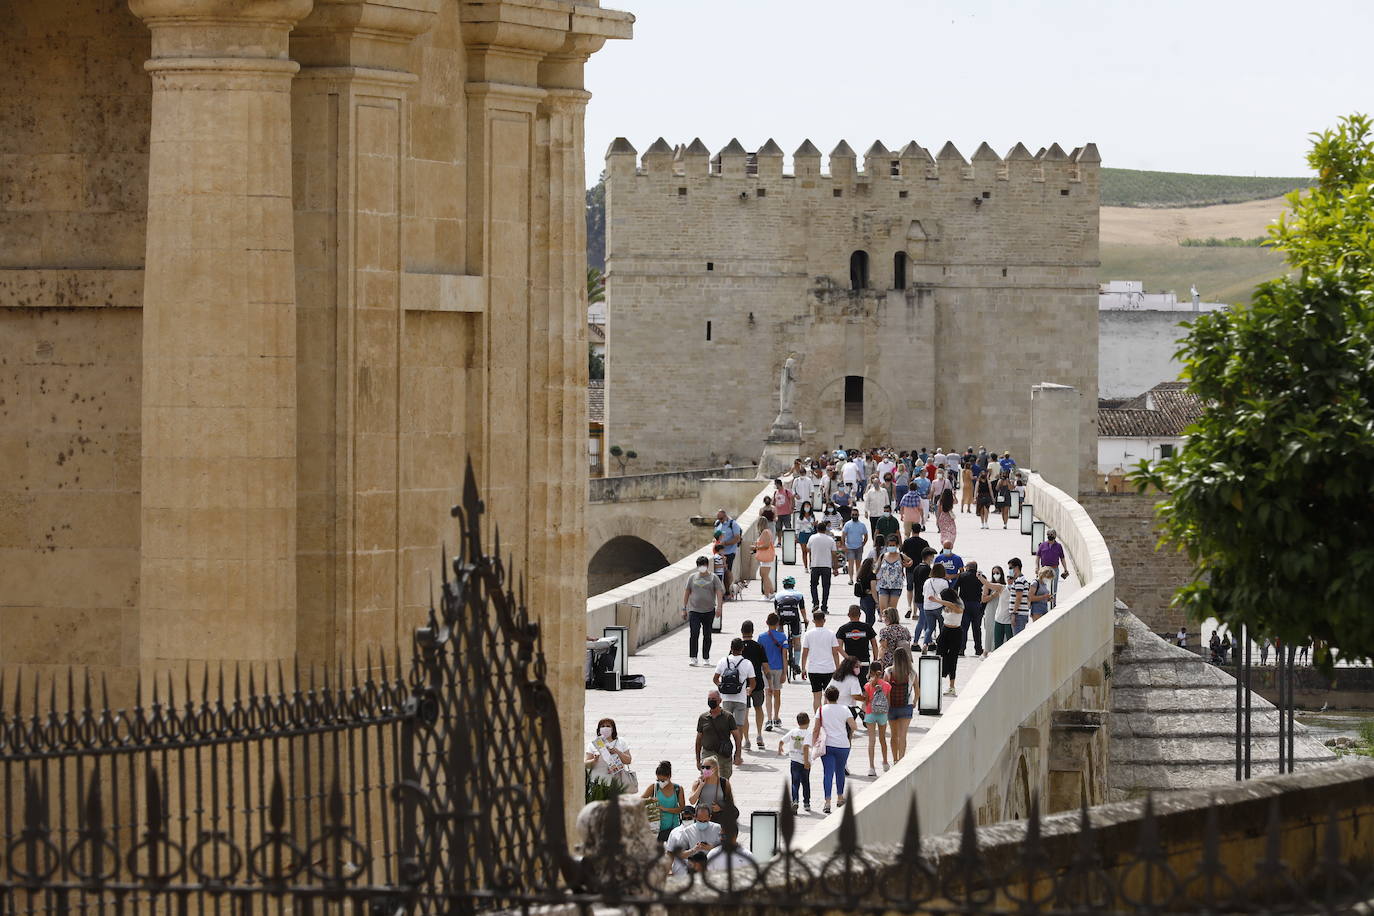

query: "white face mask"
left=657, top=778, right=669, bottom=788
left=598, top=726, right=613, bottom=740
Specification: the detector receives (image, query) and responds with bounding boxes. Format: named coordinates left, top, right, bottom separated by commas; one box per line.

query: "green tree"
left=586, top=176, right=606, bottom=272
left=1134, top=114, right=1374, bottom=671
left=587, top=266, right=605, bottom=305
left=589, top=343, right=604, bottom=381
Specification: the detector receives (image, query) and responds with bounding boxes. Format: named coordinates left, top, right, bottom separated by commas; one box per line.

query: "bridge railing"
left=803, top=471, right=1117, bottom=850
left=589, top=464, right=759, bottom=503
left=586, top=479, right=773, bottom=651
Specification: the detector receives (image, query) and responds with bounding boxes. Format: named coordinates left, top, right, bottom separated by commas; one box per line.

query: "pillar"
left=1030, top=382, right=1082, bottom=499
left=131, top=0, right=313, bottom=671
left=288, top=0, right=437, bottom=665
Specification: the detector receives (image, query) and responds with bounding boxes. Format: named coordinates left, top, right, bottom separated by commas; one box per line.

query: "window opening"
left=893, top=251, right=908, bottom=290
left=706, top=320, right=712, bottom=341
left=844, top=376, right=864, bottom=427
left=849, top=250, right=869, bottom=291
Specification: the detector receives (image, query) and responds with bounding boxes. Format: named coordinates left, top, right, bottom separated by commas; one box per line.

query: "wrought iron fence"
left=2, top=463, right=1373, bottom=914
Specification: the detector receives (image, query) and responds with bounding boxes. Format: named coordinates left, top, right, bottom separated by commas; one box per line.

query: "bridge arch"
left=586, top=515, right=694, bottom=597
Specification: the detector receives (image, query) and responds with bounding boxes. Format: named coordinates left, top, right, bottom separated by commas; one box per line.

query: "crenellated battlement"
left=605, top=136, right=1100, bottom=185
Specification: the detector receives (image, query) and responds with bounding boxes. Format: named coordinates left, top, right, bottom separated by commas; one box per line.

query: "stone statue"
left=778, top=353, right=797, bottom=420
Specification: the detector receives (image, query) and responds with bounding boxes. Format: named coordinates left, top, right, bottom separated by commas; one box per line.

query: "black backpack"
left=719, top=658, right=743, bottom=695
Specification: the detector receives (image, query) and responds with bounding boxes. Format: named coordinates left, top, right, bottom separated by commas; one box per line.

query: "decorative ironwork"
left=2, top=461, right=1373, bottom=914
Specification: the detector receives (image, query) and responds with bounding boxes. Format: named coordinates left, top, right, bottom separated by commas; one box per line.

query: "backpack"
left=869, top=683, right=890, bottom=716
left=889, top=678, right=909, bottom=708
left=719, top=658, right=743, bottom=695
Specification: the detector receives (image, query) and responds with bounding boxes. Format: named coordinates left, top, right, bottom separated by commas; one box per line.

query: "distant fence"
left=589, top=465, right=758, bottom=503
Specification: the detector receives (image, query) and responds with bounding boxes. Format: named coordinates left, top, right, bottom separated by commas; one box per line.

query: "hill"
left=1101, top=168, right=1310, bottom=208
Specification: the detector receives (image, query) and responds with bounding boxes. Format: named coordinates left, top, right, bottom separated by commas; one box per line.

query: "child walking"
left=863, top=665, right=891, bottom=775
left=777, top=711, right=814, bottom=813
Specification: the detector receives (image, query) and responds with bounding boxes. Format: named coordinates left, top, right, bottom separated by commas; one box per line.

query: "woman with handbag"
left=585, top=717, right=636, bottom=791
left=642, top=760, right=687, bottom=842
left=811, top=685, right=858, bottom=814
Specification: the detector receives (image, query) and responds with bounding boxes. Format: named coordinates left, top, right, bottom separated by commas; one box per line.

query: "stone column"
left=288, top=0, right=436, bottom=665
left=132, top=0, right=313, bottom=672
left=1030, top=382, right=1082, bottom=499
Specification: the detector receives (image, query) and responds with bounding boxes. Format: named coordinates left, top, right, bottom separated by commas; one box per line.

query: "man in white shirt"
left=791, top=468, right=814, bottom=507
left=841, top=458, right=860, bottom=492
left=799, top=610, right=843, bottom=710
left=919, top=562, right=949, bottom=651
left=877, top=454, right=896, bottom=484
left=806, top=522, right=836, bottom=613
left=713, top=639, right=757, bottom=727
left=665, top=805, right=722, bottom=876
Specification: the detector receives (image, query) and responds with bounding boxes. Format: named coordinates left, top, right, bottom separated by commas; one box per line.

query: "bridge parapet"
left=589, top=465, right=759, bottom=503
left=587, top=479, right=773, bottom=651
left=805, top=471, right=1117, bottom=849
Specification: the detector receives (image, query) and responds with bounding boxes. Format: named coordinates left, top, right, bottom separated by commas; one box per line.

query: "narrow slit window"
left=706, top=262, right=714, bottom=271
left=893, top=251, right=908, bottom=290
left=706, top=320, right=712, bottom=341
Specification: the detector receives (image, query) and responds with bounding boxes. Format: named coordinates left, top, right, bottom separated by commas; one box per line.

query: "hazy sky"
left=582, top=0, right=1371, bottom=187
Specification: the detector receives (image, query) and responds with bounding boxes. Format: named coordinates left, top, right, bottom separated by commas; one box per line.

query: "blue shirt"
left=759, top=628, right=788, bottom=669
left=913, top=476, right=931, bottom=497
left=842, top=519, right=868, bottom=549
left=934, top=551, right=964, bottom=577
left=714, top=518, right=742, bottom=555
left=832, top=489, right=850, bottom=508
left=999, top=457, right=1016, bottom=473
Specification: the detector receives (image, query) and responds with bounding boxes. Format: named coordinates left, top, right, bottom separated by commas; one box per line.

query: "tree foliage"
left=1133, top=114, right=1374, bottom=670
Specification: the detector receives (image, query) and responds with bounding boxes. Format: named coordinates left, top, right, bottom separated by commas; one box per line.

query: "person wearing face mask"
left=695, top=689, right=743, bottom=780
left=872, top=503, right=900, bottom=544
left=1033, top=528, right=1073, bottom=607
left=641, top=760, right=686, bottom=842
left=689, top=754, right=738, bottom=826
left=664, top=804, right=721, bottom=876
left=584, top=717, right=635, bottom=791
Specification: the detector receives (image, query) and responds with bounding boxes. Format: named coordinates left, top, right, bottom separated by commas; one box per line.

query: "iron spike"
left=837, top=789, right=858, bottom=855
left=269, top=770, right=286, bottom=829
left=247, top=663, right=257, bottom=699
left=234, top=662, right=242, bottom=701
left=277, top=658, right=286, bottom=697
left=150, top=669, right=159, bottom=707
left=217, top=661, right=225, bottom=706
left=899, top=795, right=922, bottom=865
left=328, top=777, right=345, bottom=825
left=66, top=665, right=75, bottom=715
left=201, top=662, right=209, bottom=710
left=100, top=673, right=109, bottom=711
left=82, top=669, right=92, bottom=713
left=959, top=796, right=979, bottom=863
left=365, top=646, right=374, bottom=686
left=185, top=661, right=192, bottom=708
left=777, top=781, right=795, bottom=848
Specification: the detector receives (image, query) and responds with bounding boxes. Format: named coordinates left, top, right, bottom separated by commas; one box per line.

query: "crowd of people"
left=586, top=445, right=1078, bottom=874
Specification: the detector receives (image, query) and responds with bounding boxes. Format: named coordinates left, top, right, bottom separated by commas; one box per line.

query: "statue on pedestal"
left=768, top=352, right=801, bottom=443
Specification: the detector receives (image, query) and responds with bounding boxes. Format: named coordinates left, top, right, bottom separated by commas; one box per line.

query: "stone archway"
left=587, top=535, right=670, bottom=597
left=810, top=374, right=895, bottom=449
left=1004, top=753, right=1032, bottom=822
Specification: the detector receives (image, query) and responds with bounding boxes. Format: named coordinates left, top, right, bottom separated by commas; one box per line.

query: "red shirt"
left=774, top=488, right=794, bottom=515
left=925, top=462, right=938, bottom=480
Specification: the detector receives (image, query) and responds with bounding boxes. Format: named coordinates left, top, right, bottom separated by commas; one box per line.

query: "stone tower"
left=604, top=136, right=1100, bottom=488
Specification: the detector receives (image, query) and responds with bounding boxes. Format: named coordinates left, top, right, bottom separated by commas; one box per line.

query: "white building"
left=1098, top=382, right=1205, bottom=479
left=1098, top=281, right=1226, bottom=399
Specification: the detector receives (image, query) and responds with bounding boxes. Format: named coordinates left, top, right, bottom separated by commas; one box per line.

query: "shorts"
left=764, top=668, right=785, bottom=689
left=797, top=531, right=813, bottom=545
left=780, top=615, right=801, bottom=637
left=721, top=552, right=736, bottom=571
left=878, top=587, right=902, bottom=598
left=846, top=547, right=863, bottom=566
left=722, top=700, right=747, bottom=723
left=890, top=705, right=914, bottom=721
left=807, top=672, right=832, bottom=694
left=864, top=712, right=889, bottom=726
left=749, top=688, right=765, bottom=709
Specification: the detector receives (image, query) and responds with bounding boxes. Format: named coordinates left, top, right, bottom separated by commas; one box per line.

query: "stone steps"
left=1108, top=611, right=1335, bottom=800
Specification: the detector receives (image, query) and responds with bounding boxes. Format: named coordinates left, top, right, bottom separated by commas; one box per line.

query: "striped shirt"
left=1008, top=575, right=1032, bottom=615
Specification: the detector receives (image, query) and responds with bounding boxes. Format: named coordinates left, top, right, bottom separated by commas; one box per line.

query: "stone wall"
left=604, top=139, right=1100, bottom=491
left=1078, top=492, right=1191, bottom=632
left=803, top=472, right=1116, bottom=850
left=0, top=0, right=633, bottom=838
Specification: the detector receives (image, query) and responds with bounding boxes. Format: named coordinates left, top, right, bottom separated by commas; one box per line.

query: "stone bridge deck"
left=585, top=507, right=1079, bottom=848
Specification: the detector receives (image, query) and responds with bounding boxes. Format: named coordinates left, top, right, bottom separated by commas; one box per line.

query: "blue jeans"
left=790, top=760, right=811, bottom=805
left=1012, top=612, right=1028, bottom=636
left=916, top=609, right=940, bottom=646
left=859, top=595, right=877, bottom=627
left=821, top=745, right=850, bottom=799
